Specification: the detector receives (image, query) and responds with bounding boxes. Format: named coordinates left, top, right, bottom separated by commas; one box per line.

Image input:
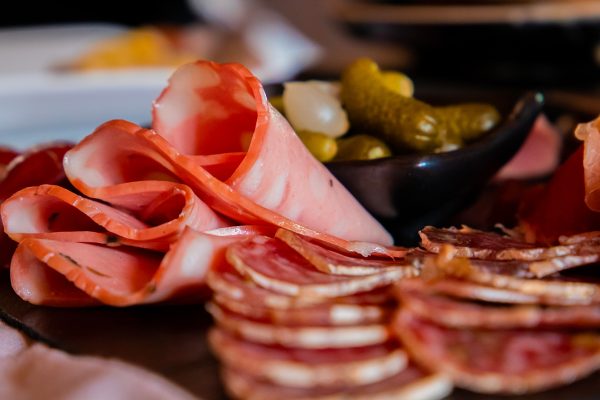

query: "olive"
left=269, top=95, right=286, bottom=115
left=335, top=134, right=392, bottom=161
left=297, top=130, right=338, bottom=162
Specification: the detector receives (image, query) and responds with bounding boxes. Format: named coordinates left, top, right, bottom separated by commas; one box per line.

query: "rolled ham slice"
left=10, top=227, right=263, bottom=306
left=64, top=60, right=392, bottom=251
left=394, top=310, right=600, bottom=394
left=1, top=183, right=227, bottom=251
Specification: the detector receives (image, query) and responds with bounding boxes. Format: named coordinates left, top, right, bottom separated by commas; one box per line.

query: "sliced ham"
left=207, top=302, right=390, bottom=349
left=63, top=60, right=392, bottom=252
left=394, top=310, right=600, bottom=394
left=495, top=115, right=562, bottom=181
left=276, top=229, right=408, bottom=276
left=1, top=183, right=227, bottom=251
left=222, top=365, right=452, bottom=400
left=209, top=328, right=407, bottom=389
left=226, top=236, right=416, bottom=298
left=10, top=227, right=262, bottom=306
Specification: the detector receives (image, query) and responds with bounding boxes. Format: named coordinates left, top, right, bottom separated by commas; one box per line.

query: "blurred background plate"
left=0, top=24, right=171, bottom=149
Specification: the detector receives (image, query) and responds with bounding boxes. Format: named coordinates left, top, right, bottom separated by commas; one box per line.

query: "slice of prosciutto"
left=63, top=60, right=392, bottom=251
left=226, top=236, right=416, bottom=298
left=10, top=227, right=262, bottom=306
left=394, top=310, right=600, bottom=394
left=222, top=365, right=452, bottom=400
left=209, top=328, right=407, bottom=389
left=1, top=182, right=227, bottom=251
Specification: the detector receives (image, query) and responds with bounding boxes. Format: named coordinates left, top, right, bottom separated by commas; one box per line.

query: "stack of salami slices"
left=207, top=229, right=453, bottom=400
left=393, top=226, right=600, bottom=394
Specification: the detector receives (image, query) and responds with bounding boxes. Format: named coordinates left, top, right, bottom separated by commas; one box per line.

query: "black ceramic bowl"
left=325, top=91, right=543, bottom=243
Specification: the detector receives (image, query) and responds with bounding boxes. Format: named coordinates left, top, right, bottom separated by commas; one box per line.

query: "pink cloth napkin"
left=0, top=320, right=199, bottom=400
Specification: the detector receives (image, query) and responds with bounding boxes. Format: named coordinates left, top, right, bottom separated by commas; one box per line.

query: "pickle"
left=341, top=58, right=445, bottom=153
left=297, top=130, right=338, bottom=162
left=381, top=71, right=414, bottom=97
left=269, top=95, right=286, bottom=115
left=335, top=134, right=392, bottom=161
left=438, top=103, right=500, bottom=141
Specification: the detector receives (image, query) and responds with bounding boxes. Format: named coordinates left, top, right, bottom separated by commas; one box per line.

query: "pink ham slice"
left=10, top=227, right=263, bottom=306
left=63, top=61, right=392, bottom=251
left=209, top=328, right=407, bottom=388
left=0, top=143, right=73, bottom=268
left=1, top=183, right=227, bottom=251
left=394, top=310, right=600, bottom=394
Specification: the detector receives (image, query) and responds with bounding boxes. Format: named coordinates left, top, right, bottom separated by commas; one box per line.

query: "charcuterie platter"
left=2, top=58, right=600, bottom=400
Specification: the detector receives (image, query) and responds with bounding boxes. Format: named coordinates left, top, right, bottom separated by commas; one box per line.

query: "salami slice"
left=430, top=226, right=598, bottom=260
left=206, top=262, right=393, bottom=311
left=276, top=229, right=409, bottom=276
left=222, top=365, right=452, bottom=400
left=398, top=288, right=600, bottom=329
left=214, top=293, right=390, bottom=326
left=394, top=310, right=600, bottom=394
left=209, top=328, right=407, bottom=388
left=227, top=236, right=416, bottom=298
left=1, top=183, right=227, bottom=251
left=207, top=302, right=390, bottom=349
left=430, top=248, right=600, bottom=305
left=10, top=228, right=259, bottom=306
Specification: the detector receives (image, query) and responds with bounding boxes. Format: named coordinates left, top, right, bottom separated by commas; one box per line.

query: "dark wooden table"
left=1, top=270, right=600, bottom=400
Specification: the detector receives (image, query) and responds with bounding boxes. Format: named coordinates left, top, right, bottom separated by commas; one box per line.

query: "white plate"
left=0, top=24, right=175, bottom=149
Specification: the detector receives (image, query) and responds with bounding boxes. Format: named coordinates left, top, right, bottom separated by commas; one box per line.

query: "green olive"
left=297, top=130, right=338, bottom=162
left=335, top=134, right=392, bottom=161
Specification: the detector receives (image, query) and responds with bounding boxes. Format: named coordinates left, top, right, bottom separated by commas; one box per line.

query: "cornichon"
left=335, top=134, right=391, bottom=161
left=341, top=58, right=500, bottom=153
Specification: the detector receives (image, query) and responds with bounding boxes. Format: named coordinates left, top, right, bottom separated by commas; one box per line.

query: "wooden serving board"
left=1, top=269, right=600, bottom=400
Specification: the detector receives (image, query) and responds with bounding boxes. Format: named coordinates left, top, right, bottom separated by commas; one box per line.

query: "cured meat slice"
left=430, top=247, right=600, bottom=305
left=0, top=143, right=72, bottom=202
left=222, top=365, right=452, bottom=400
left=0, top=143, right=73, bottom=268
left=1, top=183, right=227, bottom=251
left=10, top=227, right=259, bottom=306
left=276, top=229, right=408, bottom=275
left=394, top=310, right=600, bottom=394
left=64, top=61, right=393, bottom=252
left=495, top=115, right=562, bottom=181
left=209, top=329, right=407, bottom=388
left=207, top=302, right=390, bottom=349
left=214, top=293, right=390, bottom=326
left=398, top=288, right=600, bottom=329
left=397, top=278, right=542, bottom=305
left=576, top=116, right=600, bottom=211
left=227, top=236, right=416, bottom=298
left=207, top=262, right=393, bottom=310
left=419, top=226, right=583, bottom=260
